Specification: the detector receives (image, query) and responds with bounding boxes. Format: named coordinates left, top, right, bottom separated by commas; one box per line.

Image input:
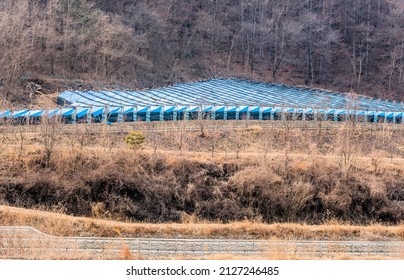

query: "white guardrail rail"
left=0, top=226, right=403, bottom=259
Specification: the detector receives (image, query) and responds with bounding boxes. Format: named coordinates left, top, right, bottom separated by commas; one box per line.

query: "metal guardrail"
left=0, top=227, right=403, bottom=259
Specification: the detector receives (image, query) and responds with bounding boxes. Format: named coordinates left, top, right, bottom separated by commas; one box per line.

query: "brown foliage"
left=0, top=147, right=402, bottom=224
left=1, top=0, right=403, bottom=103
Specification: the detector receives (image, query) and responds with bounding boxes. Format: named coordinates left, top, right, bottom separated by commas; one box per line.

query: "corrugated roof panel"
left=56, top=79, right=403, bottom=114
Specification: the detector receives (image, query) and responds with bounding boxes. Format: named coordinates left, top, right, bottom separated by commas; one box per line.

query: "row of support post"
left=13, top=106, right=404, bottom=124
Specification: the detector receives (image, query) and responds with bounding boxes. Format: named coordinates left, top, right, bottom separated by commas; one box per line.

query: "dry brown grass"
left=1, top=206, right=403, bottom=241
left=0, top=144, right=402, bottom=224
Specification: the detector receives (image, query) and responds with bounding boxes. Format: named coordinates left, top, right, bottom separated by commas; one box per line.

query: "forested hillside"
left=0, top=0, right=403, bottom=105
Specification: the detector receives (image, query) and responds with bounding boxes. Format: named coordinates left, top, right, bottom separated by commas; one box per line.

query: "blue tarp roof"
left=108, top=107, right=121, bottom=115
left=0, top=110, right=11, bottom=118
left=62, top=108, right=75, bottom=117
left=46, top=109, right=60, bottom=118
left=137, top=107, right=149, bottom=114
left=57, top=79, right=404, bottom=112
left=12, top=110, right=29, bottom=118
left=164, top=106, right=175, bottom=114
left=29, top=110, right=44, bottom=117
left=92, top=107, right=104, bottom=117
left=76, top=108, right=89, bottom=119
left=1, top=79, right=403, bottom=122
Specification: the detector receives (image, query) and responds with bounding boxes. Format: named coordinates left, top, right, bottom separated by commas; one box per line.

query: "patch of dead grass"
left=1, top=206, right=403, bottom=241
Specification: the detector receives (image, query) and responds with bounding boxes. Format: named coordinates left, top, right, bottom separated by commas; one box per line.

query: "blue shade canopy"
left=250, top=107, right=260, bottom=113
left=57, top=79, right=404, bottom=112
left=91, top=107, right=104, bottom=117
left=164, top=106, right=175, bottom=113
left=239, top=106, right=249, bottom=112
left=46, top=109, right=60, bottom=118
left=151, top=107, right=162, bottom=114
left=107, top=107, right=121, bottom=115
left=0, top=110, right=11, bottom=118
left=124, top=106, right=134, bottom=114
left=76, top=108, right=89, bottom=118
left=216, top=107, right=225, bottom=113
left=12, top=110, right=29, bottom=118
left=177, top=107, right=187, bottom=113
left=1, top=79, right=402, bottom=124
left=189, top=106, right=199, bottom=112
left=29, top=110, right=45, bottom=117
left=137, top=107, right=149, bottom=113
left=62, top=108, right=75, bottom=117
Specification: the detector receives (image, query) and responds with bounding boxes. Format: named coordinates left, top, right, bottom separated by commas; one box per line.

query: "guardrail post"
left=235, top=106, right=240, bottom=120
left=223, top=106, right=228, bottom=120
left=259, top=107, right=263, bottom=120
left=246, top=106, right=250, bottom=120
left=211, top=107, right=216, bottom=120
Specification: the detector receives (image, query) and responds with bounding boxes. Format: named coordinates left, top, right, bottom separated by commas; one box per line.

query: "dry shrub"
left=0, top=142, right=403, bottom=224
left=119, top=245, right=133, bottom=260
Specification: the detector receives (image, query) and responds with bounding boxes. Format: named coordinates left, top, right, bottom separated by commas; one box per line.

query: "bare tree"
left=39, top=116, right=61, bottom=168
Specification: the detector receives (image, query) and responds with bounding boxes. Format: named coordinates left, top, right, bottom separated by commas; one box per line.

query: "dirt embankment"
left=0, top=149, right=403, bottom=225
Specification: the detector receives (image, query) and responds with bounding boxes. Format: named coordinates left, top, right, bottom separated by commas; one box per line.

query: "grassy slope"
left=1, top=206, right=403, bottom=241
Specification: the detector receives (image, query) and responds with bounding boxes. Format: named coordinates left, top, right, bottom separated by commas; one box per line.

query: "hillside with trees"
left=0, top=0, right=403, bottom=105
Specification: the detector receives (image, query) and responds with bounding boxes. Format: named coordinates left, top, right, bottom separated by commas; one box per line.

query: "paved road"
left=0, top=226, right=402, bottom=259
